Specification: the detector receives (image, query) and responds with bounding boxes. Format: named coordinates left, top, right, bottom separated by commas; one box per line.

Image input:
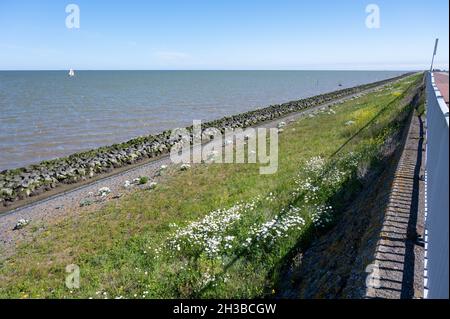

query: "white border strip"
left=423, top=72, right=448, bottom=299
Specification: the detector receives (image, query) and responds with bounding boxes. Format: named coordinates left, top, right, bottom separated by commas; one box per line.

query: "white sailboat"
left=68, top=69, right=75, bottom=77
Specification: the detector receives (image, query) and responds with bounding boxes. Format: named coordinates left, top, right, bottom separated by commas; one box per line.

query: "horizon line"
left=0, top=69, right=427, bottom=72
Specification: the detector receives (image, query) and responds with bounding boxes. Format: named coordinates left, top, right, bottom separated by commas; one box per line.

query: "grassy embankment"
left=0, top=73, right=423, bottom=298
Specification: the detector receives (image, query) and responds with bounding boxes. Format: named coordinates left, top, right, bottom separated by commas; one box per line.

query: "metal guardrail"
left=424, top=72, right=449, bottom=299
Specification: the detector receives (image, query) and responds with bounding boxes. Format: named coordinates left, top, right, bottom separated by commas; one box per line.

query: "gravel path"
left=0, top=82, right=397, bottom=259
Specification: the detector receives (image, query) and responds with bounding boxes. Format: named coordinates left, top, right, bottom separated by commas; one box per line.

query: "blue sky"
left=0, top=0, right=448, bottom=70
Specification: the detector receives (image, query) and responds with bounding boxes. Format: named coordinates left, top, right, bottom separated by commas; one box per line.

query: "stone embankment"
left=0, top=74, right=411, bottom=207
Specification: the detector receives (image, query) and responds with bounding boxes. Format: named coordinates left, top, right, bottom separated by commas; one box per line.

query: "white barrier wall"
left=424, top=72, right=449, bottom=299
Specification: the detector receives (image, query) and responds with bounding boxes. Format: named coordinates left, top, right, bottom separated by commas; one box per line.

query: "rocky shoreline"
left=0, top=73, right=411, bottom=207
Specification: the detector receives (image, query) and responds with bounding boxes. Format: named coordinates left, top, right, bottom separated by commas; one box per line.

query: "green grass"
left=138, top=176, right=149, bottom=185
left=0, top=73, right=423, bottom=299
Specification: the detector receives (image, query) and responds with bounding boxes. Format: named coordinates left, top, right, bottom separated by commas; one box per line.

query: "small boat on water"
left=68, top=69, right=75, bottom=77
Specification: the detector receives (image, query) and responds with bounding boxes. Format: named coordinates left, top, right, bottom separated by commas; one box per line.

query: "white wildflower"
left=97, top=187, right=111, bottom=197
left=180, top=164, right=191, bottom=171
left=14, top=218, right=30, bottom=230
left=123, top=180, right=131, bottom=188
left=245, top=206, right=305, bottom=247
left=166, top=199, right=258, bottom=258
left=147, top=182, right=158, bottom=190
left=277, top=121, right=286, bottom=129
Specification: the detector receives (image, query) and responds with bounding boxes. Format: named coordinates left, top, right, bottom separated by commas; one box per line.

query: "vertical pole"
left=430, top=38, right=439, bottom=72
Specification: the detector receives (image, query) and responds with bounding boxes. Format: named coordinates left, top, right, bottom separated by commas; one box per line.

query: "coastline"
left=0, top=72, right=413, bottom=209
left=0, top=73, right=418, bottom=260
left=0, top=73, right=425, bottom=297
